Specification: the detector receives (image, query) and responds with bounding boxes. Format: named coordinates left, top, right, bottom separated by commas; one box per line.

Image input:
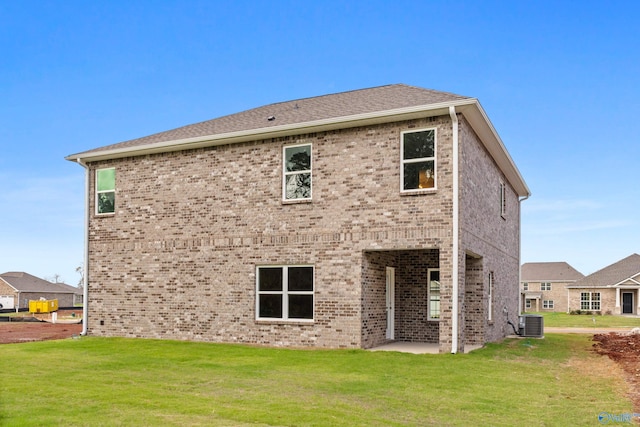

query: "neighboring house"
left=567, top=254, right=640, bottom=315
left=0, top=272, right=81, bottom=310
left=520, top=262, right=584, bottom=312
left=66, top=84, right=530, bottom=353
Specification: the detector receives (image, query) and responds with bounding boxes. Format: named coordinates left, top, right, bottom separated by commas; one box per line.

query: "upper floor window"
left=523, top=282, right=529, bottom=291
left=401, top=128, right=436, bottom=192
left=541, top=282, right=551, bottom=291
left=96, top=168, right=115, bottom=215
left=500, top=180, right=507, bottom=218
left=256, top=265, right=314, bottom=321
left=283, top=144, right=312, bottom=201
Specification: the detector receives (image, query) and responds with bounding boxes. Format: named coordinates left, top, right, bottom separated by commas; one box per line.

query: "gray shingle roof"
left=521, top=262, right=584, bottom=282
left=69, top=84, right=469, bottom=157
left=0, top=272, right=80, bottom=294
left=569, top=254, right=640, bottom=288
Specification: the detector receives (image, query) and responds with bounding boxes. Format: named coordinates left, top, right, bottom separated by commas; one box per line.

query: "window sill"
left=94, top=213, right=116, bottom=218
left=255, top=319, right=314, bottom=325
left=400, top=188, right=437, bottom=196
left=281, top=198, right=312, bottom=205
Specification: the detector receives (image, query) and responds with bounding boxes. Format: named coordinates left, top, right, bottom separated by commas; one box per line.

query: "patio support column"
left=615, top=288, right=620, bottom=309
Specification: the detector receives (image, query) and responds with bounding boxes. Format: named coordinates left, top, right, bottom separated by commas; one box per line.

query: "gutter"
left=76, top=158, right=90, bottom=336
left=449, top=106, right=459, bottom=354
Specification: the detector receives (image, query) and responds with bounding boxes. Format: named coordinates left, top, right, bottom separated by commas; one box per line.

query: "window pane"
left=285, top=173, right=311, bottom=199
left=429, top=270, right=440, bottom=287
left=288, top=267, right=313, bottom=291
left=430, top=300, right=440, bottom=319
left=403, top=161, right=434, bottom=190
left=259, top=268, right=283, bottom=291
left=97, top=192, right=115, bottom=214
left=289, top=295, right=313, bottom=319
left=285, top=145, right=311, bottom=172
left=97, top=168, right=115, bottom=191
left=259, top=295, right=283, bottom=318
left=403, top=130, right=434, bottom=160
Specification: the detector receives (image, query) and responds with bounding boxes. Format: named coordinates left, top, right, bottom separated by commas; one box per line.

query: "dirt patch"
left=0, top=309, right=83, bottom=344
left=593, top=332, right=640, bottom=412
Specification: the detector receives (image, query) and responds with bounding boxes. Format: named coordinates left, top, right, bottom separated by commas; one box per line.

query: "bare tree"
left=46, top=274, right=64, bottom=284
left=75, top=265, right=84, bottom=289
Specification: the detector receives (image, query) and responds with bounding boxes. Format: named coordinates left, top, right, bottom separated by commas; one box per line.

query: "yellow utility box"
left=29, top=299, right=59, bottom=313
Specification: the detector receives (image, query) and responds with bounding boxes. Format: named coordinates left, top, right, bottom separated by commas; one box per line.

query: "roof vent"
left=267, top=115, right=276, bottom=121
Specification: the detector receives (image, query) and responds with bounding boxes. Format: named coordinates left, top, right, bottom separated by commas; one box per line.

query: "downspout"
left=449, top=106, right=459, bottom=354
left=76, top=158, right=90, bottom=336
left=518, top=194, right=529, bottom=315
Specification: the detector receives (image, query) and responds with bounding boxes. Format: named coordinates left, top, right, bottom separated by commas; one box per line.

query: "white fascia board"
left=66, top=99, right=474, bottom=163
left=456, top=102, right=530, bottom=198
left=612, top=276, right=640, bottom=287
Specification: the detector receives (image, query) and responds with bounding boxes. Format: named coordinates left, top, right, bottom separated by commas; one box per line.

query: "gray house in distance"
left=0, top=272, right=81, bottom=310
left=67, top=84, right=530, bottom=353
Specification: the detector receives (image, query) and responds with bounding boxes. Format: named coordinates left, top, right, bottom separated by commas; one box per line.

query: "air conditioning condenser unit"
left=519, top=314, right=544, bottom=338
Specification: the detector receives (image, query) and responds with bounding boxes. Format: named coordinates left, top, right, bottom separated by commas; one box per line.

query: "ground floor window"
left=580, top=292, right=601, bottom=311
left=428, top=269, right=440, bottom=320
left=525, top=299, right=532, bottom=309
left=256, top=265, right=314, bottom=321
left=542, top=300, right=554, bottom=309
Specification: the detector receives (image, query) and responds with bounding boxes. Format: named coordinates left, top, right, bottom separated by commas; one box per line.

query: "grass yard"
left=0, top=335, right=634, bottom=426
left=531, top=312, right=640, bottom=328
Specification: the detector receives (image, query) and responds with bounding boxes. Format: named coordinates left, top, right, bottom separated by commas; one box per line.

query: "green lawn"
left=530, top=311, right=640, bottom=328
left=0, top=335, right=633, bottom=426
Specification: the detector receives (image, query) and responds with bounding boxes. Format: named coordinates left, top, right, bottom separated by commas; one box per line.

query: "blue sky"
left=1, top=0, right=638, bottom=284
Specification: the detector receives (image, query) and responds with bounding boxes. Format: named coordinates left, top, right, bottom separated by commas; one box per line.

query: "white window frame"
left=525, top=299, right=532, bottom=310
left=543, top=300, right=554, bottom=309
left=282, top=143, right=312, bottom=201
left=256, top=265, right=314, bottom=322
left=581, top=292, right=601, bottom=311
left=523, top=282, right=529, bottom=291
left=488, top=272, right=494, bottom=321
left=541, top=282, right=551, bottom=291
left=95, top=167, right=116, bottom=215
left=427, top=268, right=440, bottom=321
left=500, top=180, right=507, bottom=218
left=400, top=128, right=437, bottom=193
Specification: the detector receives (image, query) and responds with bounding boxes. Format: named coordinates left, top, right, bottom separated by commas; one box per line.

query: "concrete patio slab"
left=369, top=341, right=483, bottom=354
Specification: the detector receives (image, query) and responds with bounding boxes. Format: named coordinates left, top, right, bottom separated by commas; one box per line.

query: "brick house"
left=0, top=272, right=81, bottom=310
left=567, top=254, right=640, bottom=315
left=520, top=262, right=584, bottom=312
left=66, top=84, right=529, bottom=353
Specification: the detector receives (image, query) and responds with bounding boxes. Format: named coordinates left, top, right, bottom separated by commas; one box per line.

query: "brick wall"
left=459, top=116, right=522, bottom=345
left=87, top=116, right=456, bottom=348
left=84, top=112, right=521, bottom=350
